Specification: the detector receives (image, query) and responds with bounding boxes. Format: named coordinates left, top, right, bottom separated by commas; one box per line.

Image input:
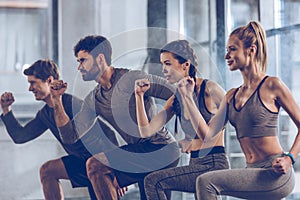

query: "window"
left=0, top=0, right=52, bottom=117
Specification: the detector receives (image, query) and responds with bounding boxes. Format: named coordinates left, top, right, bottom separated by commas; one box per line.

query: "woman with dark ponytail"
left=180, top=21, right=298, bottom=199
left=134, top=40, right=229, bottom=199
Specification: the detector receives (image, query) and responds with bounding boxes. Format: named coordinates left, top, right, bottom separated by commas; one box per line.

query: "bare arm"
left=177, top=77, right=229, bottom=140
left=271, top=77, right=300, bottom=160
left=135, top=79, right=174, bottom=138
left=50, top=80, right=70, bottom=127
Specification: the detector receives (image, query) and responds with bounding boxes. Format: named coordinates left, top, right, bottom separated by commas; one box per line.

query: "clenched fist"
left=50, top=80, right=68, bottom=98
left=1, top=92, right=14, bottom=108
left=0, top=92, right=14, bottom=114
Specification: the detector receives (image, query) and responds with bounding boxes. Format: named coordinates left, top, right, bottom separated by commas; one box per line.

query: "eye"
left=226, top=46, right=236, bottom=53
left=78, top=58, right=87, bottom=64
left=230, top=47, right=236, bottom=51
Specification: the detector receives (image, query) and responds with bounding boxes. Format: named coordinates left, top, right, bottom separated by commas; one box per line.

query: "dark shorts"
left=61, top=155, right=90, bottom=188
left=61, top=155, right=97, bottom=200
left=105, top=141, right=180, bottom=187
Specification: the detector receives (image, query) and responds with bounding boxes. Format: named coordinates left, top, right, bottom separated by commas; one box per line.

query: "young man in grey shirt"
left=50, top=35, right=180, bottom=199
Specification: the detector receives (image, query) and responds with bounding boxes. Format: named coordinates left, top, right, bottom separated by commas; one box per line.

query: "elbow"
left=196, top=127, right=210, bottom=140
left=60, top=136, right=78, bottom=144
left=139, top=127, right=153, bottom=138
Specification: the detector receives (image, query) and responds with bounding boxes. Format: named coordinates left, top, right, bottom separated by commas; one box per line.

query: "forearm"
left=58, top=121, right=80, bottom=144
left=52, top=97, right=80, bottom=143
left=288, top=130, right=300, bottom=160
left=135, top=94, right=152, bottom=138
left=52, top=96, right=70, bottom=127
left=183, top=94, right=210, bottom=140
left=1, top=111, right=44, bottom=143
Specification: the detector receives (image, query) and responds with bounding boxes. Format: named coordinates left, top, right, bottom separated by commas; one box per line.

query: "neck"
left=98, top=66, right=114, bottom=90
left=45, top=95, right=54, bottom=108
left=240, top=63, right=265, bottom=88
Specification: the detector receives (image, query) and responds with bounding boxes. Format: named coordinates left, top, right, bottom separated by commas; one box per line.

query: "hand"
left=177, top=77, right=195, bottom=97
left=1, top=92, right=14, bottom=110
left=113, top=176, right=128, bottom=197
left=135, top=79, right=150, bottom=96
left=272, top=156, right=292, bottom=174
left=50, top=80, right=67, bottom=98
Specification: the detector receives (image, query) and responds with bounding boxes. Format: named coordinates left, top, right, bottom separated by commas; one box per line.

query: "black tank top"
left=228, top=76, right=278, bottom=139
left=174, top=79, right=213, bottom=139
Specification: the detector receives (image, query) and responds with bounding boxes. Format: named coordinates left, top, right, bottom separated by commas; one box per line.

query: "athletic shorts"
left=105, top=141, right=180, bottom=187
left=61, top=155, right=97, bottom=200
left=61, top=155, right=90, bottom=188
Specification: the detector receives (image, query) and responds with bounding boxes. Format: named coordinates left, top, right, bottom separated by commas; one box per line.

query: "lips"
left=227, top=60, right=233, bottom=66
left=164, top=75, right=171, bottom=80
left=80, top=69, right=87, bottom=74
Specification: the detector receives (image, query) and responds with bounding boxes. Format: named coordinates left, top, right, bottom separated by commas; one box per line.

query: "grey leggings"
left=144, top=152, right=229, bottom=200
left=196, top=154, right=295, bottom=200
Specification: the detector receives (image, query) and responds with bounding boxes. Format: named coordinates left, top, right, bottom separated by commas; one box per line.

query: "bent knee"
left=40, top=160, right=59, bottom=182
left=196, top=174, right=206, bottom=188
left=86, top=156, right=111, bottom=177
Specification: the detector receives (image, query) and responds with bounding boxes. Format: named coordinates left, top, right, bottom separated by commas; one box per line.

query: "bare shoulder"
left=264, top=76, right=284, bottom=89
left=203, top=79, right=225, bottom=95
left=263, top=76, right=288, bottom=96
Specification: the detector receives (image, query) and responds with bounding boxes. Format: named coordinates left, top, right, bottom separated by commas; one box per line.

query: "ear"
left=249, top=45, right=257, bottom=56
left=96, top=54, right=106, bottom=65
left=46, top=76, right=54, bottom=83
left=182, top=60, right=191, bottom=70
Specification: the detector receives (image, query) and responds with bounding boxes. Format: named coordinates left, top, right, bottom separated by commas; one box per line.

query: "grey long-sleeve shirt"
left=60, top=68, right=176, bottom=145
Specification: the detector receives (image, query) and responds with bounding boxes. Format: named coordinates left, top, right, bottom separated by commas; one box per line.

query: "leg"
left=196, top=168, right=295, bottom=200
left=144, top=153, right=229, bottom=200
left=39, top=158, right=68, bottom=200
left=144, top=164, right=205, bottom=200
left=86, top=152, right=118, bottom=200
left=61, top=155, right=98, bottom=200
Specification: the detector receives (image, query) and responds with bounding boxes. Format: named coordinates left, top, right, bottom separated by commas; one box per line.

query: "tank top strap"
left=198, top=79, right=208, bottom=106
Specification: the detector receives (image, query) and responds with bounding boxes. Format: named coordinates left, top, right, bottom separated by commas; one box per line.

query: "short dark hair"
left=73, top=35, right=112, bottom=66
left=23, top=59, right=60, bottom=81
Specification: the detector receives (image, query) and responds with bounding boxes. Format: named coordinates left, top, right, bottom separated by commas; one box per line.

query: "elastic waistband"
left=191, top=146, right=225, bottom=158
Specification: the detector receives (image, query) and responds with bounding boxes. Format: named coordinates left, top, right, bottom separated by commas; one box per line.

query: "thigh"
left=105, top=142, right=180, bottom=174
left=147, top=165, right=205, bottom=193
left=41, top=158, right=69, bottom=179
left=198, top=168, right=295, bottom=200
left=61, top=155, right=91, bottom=188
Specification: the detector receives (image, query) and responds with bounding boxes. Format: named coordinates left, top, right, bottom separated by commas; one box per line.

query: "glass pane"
left=283, top=0, right=300, bottom=26
left=0, top=0, right=51, bottom=115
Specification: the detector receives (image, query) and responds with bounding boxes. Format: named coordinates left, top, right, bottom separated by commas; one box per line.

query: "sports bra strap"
left=257, top=76, right=269, bottom=91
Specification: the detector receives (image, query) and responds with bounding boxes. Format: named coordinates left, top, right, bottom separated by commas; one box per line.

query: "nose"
left=29, top=85, right=33, bottom=91
left=77, top=63, right=83, bottom=71
left=162, top=65, right=167, bottom=74
left=224, top=52, right=230, bottom=60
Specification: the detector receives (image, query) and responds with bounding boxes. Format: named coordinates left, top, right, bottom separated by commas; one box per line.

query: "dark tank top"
left=175, top=79, right=213, bottom=139
left=228, top=76, right=278, bottom=139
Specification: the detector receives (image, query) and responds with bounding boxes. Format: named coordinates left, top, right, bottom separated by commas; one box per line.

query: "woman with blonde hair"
left=178, top=21, right=298, bottom=199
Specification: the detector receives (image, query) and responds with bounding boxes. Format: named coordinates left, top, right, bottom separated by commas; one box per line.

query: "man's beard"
left=82, top=64, right=101, bottom=81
